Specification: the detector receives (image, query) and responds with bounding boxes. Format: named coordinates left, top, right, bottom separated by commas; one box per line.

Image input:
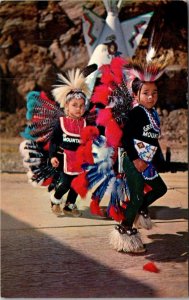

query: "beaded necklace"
left=139, top=105, right=160, bottom=133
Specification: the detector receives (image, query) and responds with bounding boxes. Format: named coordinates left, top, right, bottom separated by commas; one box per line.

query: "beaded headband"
left=52, top=68, right=90, bottom=108
left=66, top=90, right=86, bottom=102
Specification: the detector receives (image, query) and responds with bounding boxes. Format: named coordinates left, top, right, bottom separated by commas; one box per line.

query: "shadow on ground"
left=54, top=205, right=189, bottom=224
left=1, top=211, right=155, bottom=298
left=145, top=231, right=188, bottom=263
left=56, top=205, right=188, bottom=223
left=149, top=206, right=188, bottom=221
left=55, top=205, right=113, bottom=221
left=168, top=162, right=188, bottom=173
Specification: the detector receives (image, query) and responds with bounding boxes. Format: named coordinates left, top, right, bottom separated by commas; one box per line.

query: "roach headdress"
left=52, top=68, right=91, bottom=108
left=124, top=52, right=171, bottom=84
left=123, top=25, right=173, bottom=94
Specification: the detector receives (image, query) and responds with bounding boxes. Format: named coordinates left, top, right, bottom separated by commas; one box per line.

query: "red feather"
left=121, top=200, right=129, bottom=209
left=71, top=172, right=88, bottom=198
left=100, top=64, right=114, bottom=84
left=40, top=91, right=56, bottom=105
left=91, top=85, right=110, bottom=106
left=96, top=108, right=112, bottom=126
left=80, top=126, right=99, bottom=144
left=83, top=141, right=94, bottom=164
left=43, top=141, right=50, bottom=151
left=143, top=262, right=160, bottom=273
left=41, top=177, right=53, bottom=186
left=109, top=205, right=125, bottom=222
left=110, top=57, right=127, bottom=84
left=75, top=142, right=94, bottom=169
left=105, top=119, right=123, bottom=147
left=74, top=145, right=85, bottom=169
left=90, top=199, right=104, bottom=216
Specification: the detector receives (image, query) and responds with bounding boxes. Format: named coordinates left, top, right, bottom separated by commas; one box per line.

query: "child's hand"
left=51, top=157, right=59, bottom=168
left=133, top=158, right=148, bottom=173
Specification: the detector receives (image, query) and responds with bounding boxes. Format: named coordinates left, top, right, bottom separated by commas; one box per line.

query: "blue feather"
left=92, top=174, right=114, bottom=203
left=87, top=171, right=104, bottom=189
left=93, top=135, right=106, bottom=147
left=26, top=92, right=41, bottom=120
left=20, top=127, right=36, bottom=140
left=26, top=111, right=33, bottom=120
left=107, top=178, right=124, bottom=212
left=26, top=91, right=40, bottom=102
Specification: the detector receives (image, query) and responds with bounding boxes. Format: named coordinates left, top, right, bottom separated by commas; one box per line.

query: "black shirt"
left=121, top=105, right=161, bottom=161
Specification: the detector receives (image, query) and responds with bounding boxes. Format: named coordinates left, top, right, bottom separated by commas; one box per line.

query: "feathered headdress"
left=124, top=25, right=173, bottom=87
left=52, top=68, right=91, bottom=108
left=124, top=52, right=171, bottom=83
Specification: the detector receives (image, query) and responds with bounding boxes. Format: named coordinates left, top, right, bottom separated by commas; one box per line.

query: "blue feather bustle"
left=21, top=91, right=63, bottom=143
left=20, top=91, right=63, bottom=187
left=19, top=139, right=57, bottom=186
left=78, top=134, right=130, bottom=219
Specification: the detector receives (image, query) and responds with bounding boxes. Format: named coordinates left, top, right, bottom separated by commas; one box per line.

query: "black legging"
left=123, top=156, right=167, bottom=226
left=54, top=172, right=78, bottom=205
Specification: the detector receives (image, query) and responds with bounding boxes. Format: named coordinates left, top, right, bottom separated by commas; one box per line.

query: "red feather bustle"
left=110, top=57, right=127, bottom=84
left=84, top=141, right=94, bottom=164
left=91, top=84, right=110, bottom=106
left=99, top=64, right=114, bottom=85
left=96, top=108, right=112, bottom=127
left=96, top=108, right=123, bottom=149
left=80, top=126, right=99, bottom=144
left=75, top=141, right=94, bottom=170
left=74, top=126, right=99, bottom=169
left=105, top=119, right=123, bottom=148
left=71, top=171, right=88, bottom=198
left=74, top=145, right=85, bottom=169
left=40, top=91, right=57, bottom=106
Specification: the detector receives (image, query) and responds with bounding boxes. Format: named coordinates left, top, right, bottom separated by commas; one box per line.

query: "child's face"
left=65, top=98, right=85, bottom=119
left=136, top=82, right=158, bottom=110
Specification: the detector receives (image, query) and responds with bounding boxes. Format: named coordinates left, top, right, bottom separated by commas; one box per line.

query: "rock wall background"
left=0, top=0, right=188, bottom=167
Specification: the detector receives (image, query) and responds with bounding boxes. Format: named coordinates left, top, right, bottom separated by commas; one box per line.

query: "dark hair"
left=132, top=78, right=143, bottom=95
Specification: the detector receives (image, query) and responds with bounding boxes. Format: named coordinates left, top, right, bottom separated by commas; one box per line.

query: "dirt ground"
left=1, top=171, right=188, bottom=298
